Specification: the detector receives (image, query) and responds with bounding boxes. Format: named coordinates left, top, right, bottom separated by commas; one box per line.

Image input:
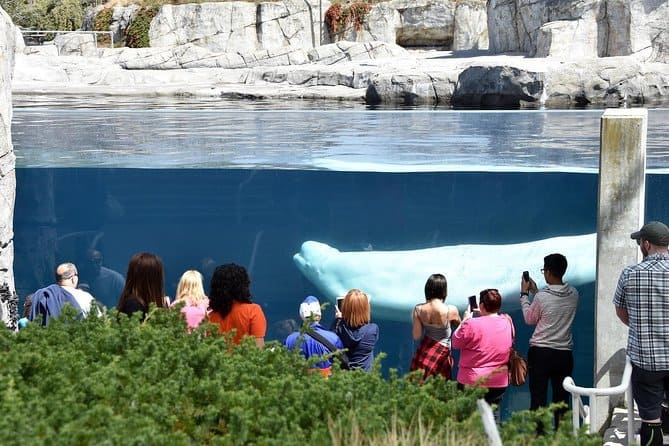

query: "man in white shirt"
left=56, top=262, right=97, bottom=316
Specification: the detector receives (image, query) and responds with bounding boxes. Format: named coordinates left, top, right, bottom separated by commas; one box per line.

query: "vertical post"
left=572, top=393, right=579, bottom=437
left=593, top=108, right=647, bottom=432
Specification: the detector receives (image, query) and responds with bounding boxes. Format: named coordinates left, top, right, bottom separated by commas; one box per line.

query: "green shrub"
left=0, top=306, right=601, bottom=445
left=0, top=0, right=85, bottom=30
left=125, top=5, right=159, bottom=48
left=93, top=7, right=113, bottom=46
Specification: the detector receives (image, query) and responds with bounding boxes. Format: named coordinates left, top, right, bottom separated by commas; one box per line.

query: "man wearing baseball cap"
left=614, top=221, right=669, bottom=446
left=285, top=296, right=344, bottom=377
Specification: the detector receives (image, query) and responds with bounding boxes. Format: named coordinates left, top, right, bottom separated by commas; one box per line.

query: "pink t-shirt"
left=451, top=314, right=513, bottom=388
left=172, top=299, right=209, bottom=330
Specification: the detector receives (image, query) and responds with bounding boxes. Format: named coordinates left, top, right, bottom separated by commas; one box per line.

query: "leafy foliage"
left=324, top=1, right=372, bottom=40
left=124, top=5, right=158, bottom=48
left=0, top=306, right=601, bottom=445
left=0, top=0, right=85, bottom=31
left=93, top=7, right=113, bottom=46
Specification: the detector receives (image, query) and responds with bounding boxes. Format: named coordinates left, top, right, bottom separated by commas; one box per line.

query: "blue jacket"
left=333, top=319, right=379, bottom=371
left=29, top=284, right=82, bottom=326
left=285, top=323, right=344, bottom=369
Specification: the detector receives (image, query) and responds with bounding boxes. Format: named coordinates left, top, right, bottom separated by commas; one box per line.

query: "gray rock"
left=308, top=41, right=409, bottom=64
left=12, top=47, right=669, bottom=107
left=366, top=71, right=450, bottom=105
left=652, top=29, right=669, bottom=63
left=54, top=33, right=99, bottom=57
left=535, top=19, right=598, bottom=58
left=453, top=0, right=488, bottom=51
left=488, top=0, right=669, bottom=60
left=111, top=5, right=141, bottom=45
left=452, top=65, right=544, bottom=107
left=109, top=40, right=406, bottom=70
left=329, top=0, right=489, bottom=51
left=23, top=44, right=59, bottom=57
left=332, top=3, right=400, bottom=44
left=0, top=5, right=17, bottom=328
left=149, top=0, right=327, bottom=53
left=395, top=0, right=456, bottom=47
left=14, top=25, right=24, bottom=54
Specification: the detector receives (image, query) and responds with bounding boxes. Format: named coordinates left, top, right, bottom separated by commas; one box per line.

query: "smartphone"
left=468, top=295, right=478, bottom=312
left=336, top=297, right=345, bottom=311
left=523, top=270, right=530, bottom=283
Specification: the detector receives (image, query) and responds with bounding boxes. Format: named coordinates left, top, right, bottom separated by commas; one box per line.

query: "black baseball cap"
left=630, top=221, right=669, bottom=246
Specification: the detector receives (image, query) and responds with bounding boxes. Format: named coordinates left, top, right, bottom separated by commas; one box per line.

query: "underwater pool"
left=12, top=105, right=669, bottom=417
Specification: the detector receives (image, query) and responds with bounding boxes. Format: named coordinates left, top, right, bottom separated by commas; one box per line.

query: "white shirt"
left=61, top=286, right=96, bottom=316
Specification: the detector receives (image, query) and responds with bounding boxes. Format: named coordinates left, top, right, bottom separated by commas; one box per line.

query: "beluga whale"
left=293, top=234, right=597, bottom=322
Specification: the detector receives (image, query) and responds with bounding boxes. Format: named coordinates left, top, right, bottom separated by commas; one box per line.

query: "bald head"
left=56, top=263, right=78, bottom=287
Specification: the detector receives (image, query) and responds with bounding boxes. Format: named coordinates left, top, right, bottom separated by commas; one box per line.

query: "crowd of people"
left=19, top=220, right=669, bottom=431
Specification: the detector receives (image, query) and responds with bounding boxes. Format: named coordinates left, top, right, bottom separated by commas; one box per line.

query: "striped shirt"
left=613, top=253, right=669, bottom=371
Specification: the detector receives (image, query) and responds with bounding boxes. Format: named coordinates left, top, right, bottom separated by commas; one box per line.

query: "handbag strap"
left=306, top=327, right=339, bottom=352
left=306, top=327, right=350, bottom=369
left=502, top=313, right=517, bottom=347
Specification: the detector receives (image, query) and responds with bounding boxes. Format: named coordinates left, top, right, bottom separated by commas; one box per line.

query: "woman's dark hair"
left=209, top=263, right=252, bottom=318
left=424, top=273, right=447, bottom=301
left=117, top=252, right=165, bottom=312
left=479, top=288, right=502, bottom=313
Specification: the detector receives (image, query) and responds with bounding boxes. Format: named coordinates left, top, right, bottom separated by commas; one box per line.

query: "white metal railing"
left=562, top=356, right=634, bottom=439
left=19, top=30, right=114, bottom=55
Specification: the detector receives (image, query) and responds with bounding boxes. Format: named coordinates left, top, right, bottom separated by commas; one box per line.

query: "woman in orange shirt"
left=207, top=263, right=267, bottom=347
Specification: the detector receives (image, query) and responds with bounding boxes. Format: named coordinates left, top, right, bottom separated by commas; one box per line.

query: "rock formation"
left=7, top=0, right=669, bottom=107
left=146, top=0, right=487, bottom=53
left=150, top=0, right=328, bottom=52
left=0, top=6, right=19, bottom=329
left=487, top=0, right=669, bottom=61
left=318, top=0, right=487, bottom=50
left=106, top=40, right=407, bottom=69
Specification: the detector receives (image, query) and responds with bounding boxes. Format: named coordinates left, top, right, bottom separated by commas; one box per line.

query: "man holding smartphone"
left=520, top=253, right=579, bottom=427
left=614, top=221, right=669, bottom=446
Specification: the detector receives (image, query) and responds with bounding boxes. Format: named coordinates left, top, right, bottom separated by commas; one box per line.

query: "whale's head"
left=293, top=241, right=345, bottom=298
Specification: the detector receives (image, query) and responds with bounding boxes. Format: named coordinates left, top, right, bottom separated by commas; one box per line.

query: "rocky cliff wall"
left=150, top=0, right=328, bottom=51
left=0, top=6, right=18, bottom=329
left=330, top=0, right=487, bottom=50
left=147, top=0, right=487, bottom=52
left=488, top=0, right=668, bottom=61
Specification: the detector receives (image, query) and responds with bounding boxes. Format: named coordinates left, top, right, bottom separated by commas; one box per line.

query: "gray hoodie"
left=520, top=283, right=579, bottom=350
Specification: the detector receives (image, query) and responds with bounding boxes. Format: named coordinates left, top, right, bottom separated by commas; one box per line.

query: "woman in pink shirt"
left=451, top=288, right=513, bottom=423
left=172, top=270, right=209, bottom=330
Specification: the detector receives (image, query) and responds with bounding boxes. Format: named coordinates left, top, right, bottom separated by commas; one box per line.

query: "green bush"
left=0, top=306, right=601, bottom=445
left=125, top=5, right=159, bottom=48
left=93, top=7, right=113, bottom=46
left=0, top=0, right=85, bottom=31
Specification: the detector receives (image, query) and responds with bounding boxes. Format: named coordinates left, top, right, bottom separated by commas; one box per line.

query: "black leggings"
left=528, top=346, right=573, bottom=424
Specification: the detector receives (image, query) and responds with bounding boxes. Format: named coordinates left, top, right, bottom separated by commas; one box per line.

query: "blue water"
left=11, top=105, right=669, bottom=418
